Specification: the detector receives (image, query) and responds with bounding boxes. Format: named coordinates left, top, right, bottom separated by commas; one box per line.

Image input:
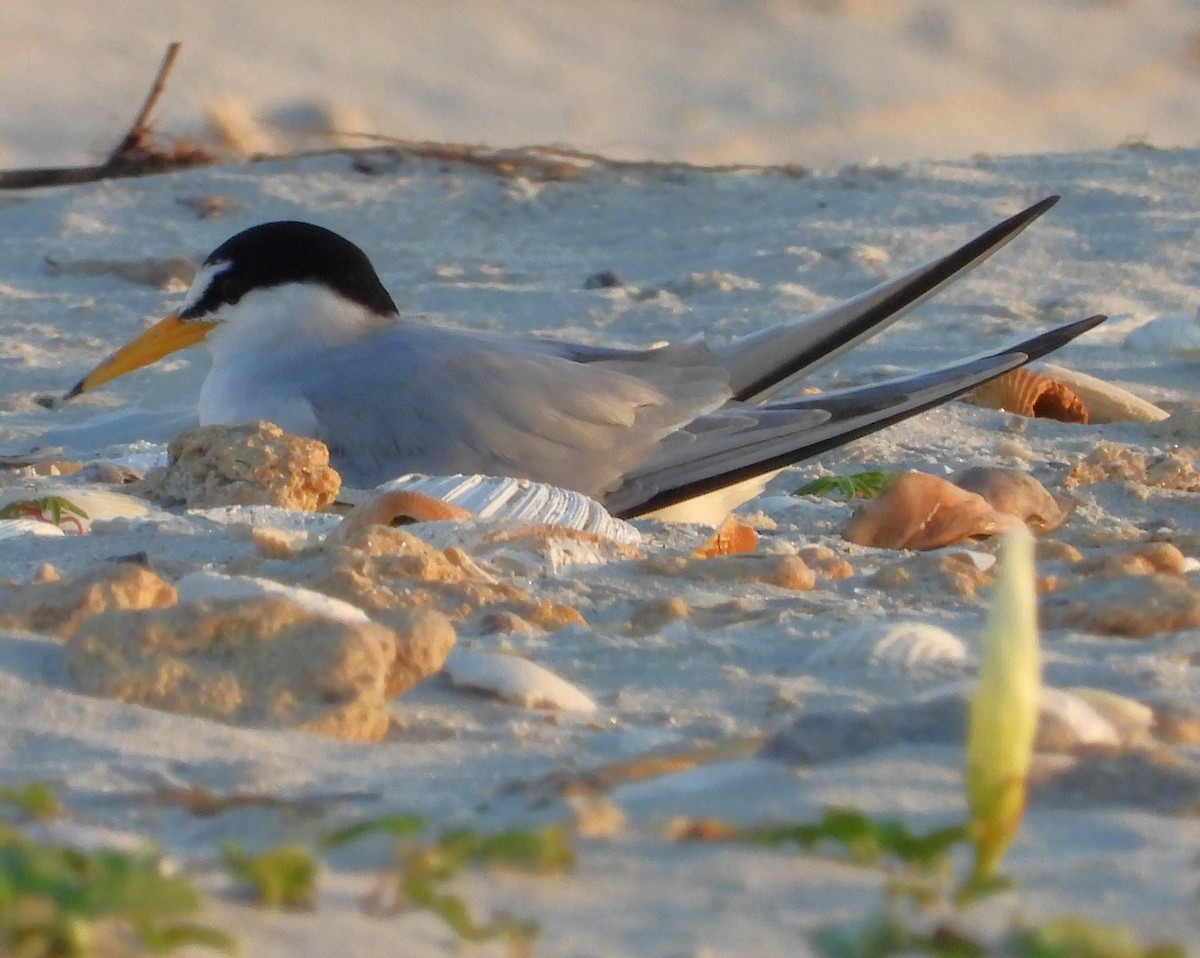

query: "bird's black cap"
left=181, top=221, right=399, bottom=320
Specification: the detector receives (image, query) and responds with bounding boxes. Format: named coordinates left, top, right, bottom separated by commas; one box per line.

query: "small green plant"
left=738, top=808, right=967, bottom=870
left=814, top=910, right=1187, bottom=958
left=0, top=780, right=234, bottom=956
left=0, top=804, right=235, bottom=957
left=221, top=842, right=318, bottom=910
left=326, top=815, right=573, bottom=954
left=0, top=496, right=89, bottom=533
left=802, top=528, right=1188, bottom=958
left=0, top=782, right=63, bottom=823
left=795, top=471, right=897, bottom=500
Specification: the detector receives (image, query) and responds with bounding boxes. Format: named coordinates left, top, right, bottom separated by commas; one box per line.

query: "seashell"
left=0, top=517, right=66, bottom=538
left=1066, top=687, right=1154, bottom=745
left=441, top=649, right=597, bottom=712
left=363, top=474, right=642, bottom=546
left=963, top=368, right=1088, bottom=423
left=1036, top=687, right=1121, bottom=752
left=842, top=471, right=1021, bottom=551
left=1037, top=363, right=1168, bottom=424
left=336, top=490, right=472, bottom=541
left=804, top=621, right=970, bottom=677
left=693, top=515, right=758, bottom=557
left=175, top=571, right=370, bottom=624
left=951, top=466, right=1072, bottom=534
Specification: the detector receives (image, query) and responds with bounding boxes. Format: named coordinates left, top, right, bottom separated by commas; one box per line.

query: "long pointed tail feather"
left=721, top=196, right=1061, bottom=402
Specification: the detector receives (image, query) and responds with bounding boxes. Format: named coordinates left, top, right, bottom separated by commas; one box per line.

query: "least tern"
left=67, top=197, right=1104, bottom=522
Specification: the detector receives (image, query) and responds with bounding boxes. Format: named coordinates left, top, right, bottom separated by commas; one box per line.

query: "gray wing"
left=299, top=324, right=732, bottom=493
left=605, top=315, right=1107, bottom=518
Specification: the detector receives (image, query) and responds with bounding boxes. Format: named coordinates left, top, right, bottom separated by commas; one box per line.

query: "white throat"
left=196, top=283, right=390, bottom=434
left=202, top=283, right=389, bottom=365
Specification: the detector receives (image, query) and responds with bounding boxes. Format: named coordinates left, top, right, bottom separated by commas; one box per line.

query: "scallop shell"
left=1037, top=363, right=1169, bottom=424
left=442, top=649, right=597, bottom=712
left=963, top=368, right=1089, bottom=423
left=366, top=474, right=642, bottom=546
left=805, top=621, right=970, bottom=677
left=175, top=570, right=370, bottom=624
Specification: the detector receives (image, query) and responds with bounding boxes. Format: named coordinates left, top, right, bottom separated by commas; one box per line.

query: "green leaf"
left=0, top=784, right=62, bottom=823
left=221, top=843, right=317, bottom=910
left=1006, top=917, right=1188, bottom=958
left=795, top=471, right=898, bottom=500
left=476, top=826, right=575, bottom=873
left=323, top=814, right=424, bottom=848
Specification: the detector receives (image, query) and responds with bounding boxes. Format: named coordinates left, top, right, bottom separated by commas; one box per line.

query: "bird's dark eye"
left=209, top=272, right=243, bottom=307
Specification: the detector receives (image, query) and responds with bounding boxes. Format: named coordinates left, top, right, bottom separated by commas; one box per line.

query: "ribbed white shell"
left=375, top=473, right=642, bottom=546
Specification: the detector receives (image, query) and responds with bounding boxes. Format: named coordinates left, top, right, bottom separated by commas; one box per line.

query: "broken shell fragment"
left=442, top=649, right=597, bottom=712
left=694, top=515, right=758, bottom=557
left=963, top=368, right=1089, bottom=423
left=842, top=471, right=1020, bottom=551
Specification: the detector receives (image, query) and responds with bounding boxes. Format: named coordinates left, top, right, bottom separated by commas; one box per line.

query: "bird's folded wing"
left=301, top=327, right=732, bottom=494
left=605, top=314, right=1106, bottom=518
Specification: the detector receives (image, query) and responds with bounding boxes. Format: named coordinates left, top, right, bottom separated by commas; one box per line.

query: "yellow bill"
left=65, top=313, right=216, bottom=399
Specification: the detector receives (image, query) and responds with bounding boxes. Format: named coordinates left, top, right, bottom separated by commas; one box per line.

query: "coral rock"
left=307, top=526, right=583, bottom=626
left=0, top=564, right=177, bottom=637
left=134, top=421, right=340, bottom=511
left=1063, top=441, right=1200, bottom=491
left=1074, top=542, right=1188, bottom=579
left=641, top=553, right=816, bottom=590
left=66, top=597, right=399, bottom=742
left=1041, top=573, right=1200, bottom=637
left=386, top=607, right=457, bottom=696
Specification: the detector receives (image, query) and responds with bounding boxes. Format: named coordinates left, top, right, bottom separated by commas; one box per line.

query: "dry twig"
left=0, top=42, right=215, bottom=189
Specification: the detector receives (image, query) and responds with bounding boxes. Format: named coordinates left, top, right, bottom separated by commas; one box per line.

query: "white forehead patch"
left=178, top=260, right=231, bottom=315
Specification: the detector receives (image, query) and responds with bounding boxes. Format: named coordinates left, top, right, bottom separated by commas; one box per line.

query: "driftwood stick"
left=109, top=41, right=182, bottom=160
left=0, top=41, right=213, bottom=190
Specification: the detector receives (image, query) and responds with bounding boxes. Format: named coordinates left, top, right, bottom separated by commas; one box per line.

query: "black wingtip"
left=1001, top=194, right=1059, bottom=231
left=730, top=194, right=1066, bottom=403
left=1011, top=313, right=1107, bottom=361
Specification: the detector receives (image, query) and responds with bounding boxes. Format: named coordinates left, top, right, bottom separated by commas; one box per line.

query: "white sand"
left=1, top=5, right=1200, bottom=956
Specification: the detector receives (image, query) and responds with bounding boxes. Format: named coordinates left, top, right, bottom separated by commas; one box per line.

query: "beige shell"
left=1037, top=363, right=1169, bottom=424
left=963, top=368, right=1089, bottom=423
left=842, top=471, right=1021, bottom=551
left=950, top=466, right=1072, bottom=534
